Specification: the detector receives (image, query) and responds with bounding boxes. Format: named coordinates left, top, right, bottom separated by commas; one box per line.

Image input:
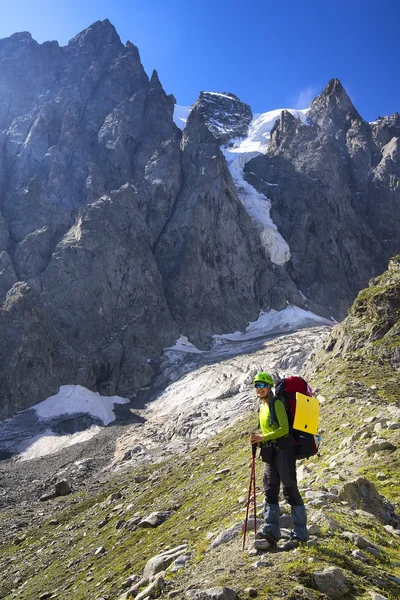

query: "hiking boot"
left=280, top=537, right=302, bottom=551
left=253, top=538, right=273, bottom=551
left=254, top=530, right=277, bottom=549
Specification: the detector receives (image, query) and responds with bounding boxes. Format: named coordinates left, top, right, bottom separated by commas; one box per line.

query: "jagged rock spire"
left=308, top=78, right=361, bottom=134
left=68, top=19, right=122, bottom=48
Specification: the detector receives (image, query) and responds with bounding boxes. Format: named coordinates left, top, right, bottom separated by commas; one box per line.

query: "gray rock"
left=39, top=478, right=72, bottom=501
left=186, top=588, right=237, bottom=600
left=352, top=549, right=368, bottom=561
left=139, top=511, right=174, bottom=528
left=253, top=539, right=271, bottom=551
left=312, top=566, right=349, bottom=599
left=365, top=546, right=380, bottom=557
left=143, top=545, right=188, bottom=580
left=135, top=576, right=165, bottom=600
left=210, top=522, right=243, bottom=549
left=387, top=422, right=400, bottom=430
left=120, top=574, right=138, bottom=589
left=308, top=524, right=322, bottom=536
left=55, top=480, right=72, bottom=496
left=195, top=91, right=252, bottom=143
left=308, top=510, right=344, bottom=532
left=366, top=439, right=396, bottom=455
left=341, top=531, right=373, bottom=549
left=337, top=477, right=394, bottom=524
left=170, top=554, right=191, bottom=572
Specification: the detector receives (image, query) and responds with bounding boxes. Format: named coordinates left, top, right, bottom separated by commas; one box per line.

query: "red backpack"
left=273, top=376, right=318, bottom=459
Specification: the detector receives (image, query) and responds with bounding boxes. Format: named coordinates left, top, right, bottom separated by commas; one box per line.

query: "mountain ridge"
left=0, top=21, right=399, bottom=419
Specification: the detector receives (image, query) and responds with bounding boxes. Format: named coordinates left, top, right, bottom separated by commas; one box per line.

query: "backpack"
left=272, top=376, right=319, bottom=460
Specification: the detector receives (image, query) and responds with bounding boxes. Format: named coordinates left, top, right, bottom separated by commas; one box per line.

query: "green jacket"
left=259, top=395, right=289, bottom=443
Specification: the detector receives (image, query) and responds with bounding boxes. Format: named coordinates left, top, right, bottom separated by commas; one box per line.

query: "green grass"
left=0, top=382, right=399, bottom=600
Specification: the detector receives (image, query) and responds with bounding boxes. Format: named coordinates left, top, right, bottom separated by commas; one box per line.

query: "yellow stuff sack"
left=293, top=392, right=320, bottom=435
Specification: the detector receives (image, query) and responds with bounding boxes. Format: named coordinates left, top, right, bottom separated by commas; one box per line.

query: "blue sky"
left=0, top=0, right=398, bottom=121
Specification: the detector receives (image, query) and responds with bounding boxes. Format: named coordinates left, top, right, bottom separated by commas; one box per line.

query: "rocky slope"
left=303, top=254, right=400, bottom=403
left=0, top=20, right=399, bottom=419
left=0, top=260, right=399, bottom=598
left=0, top=359, right=398, bottom=600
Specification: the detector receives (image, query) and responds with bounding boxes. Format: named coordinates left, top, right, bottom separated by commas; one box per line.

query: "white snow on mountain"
left=4, top=386, right=130, bottom=461
left=32, top=385, right=129, bottom=425
left=232, top=108, right=308, bottom=154
left=165, top=305, right=334, bottom=354
left=212, top=305, right=334, bottom=343
left=173, top=103, right=309, bottom=266
left=222, top=108, right=308, bottom=266
left=166, top=335, right=204, bottom=354
left=17, top=426, right=103, bottom=461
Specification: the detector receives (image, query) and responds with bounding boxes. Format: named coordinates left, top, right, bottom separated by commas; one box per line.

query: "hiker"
left=249, top=371, right=308, bottom=550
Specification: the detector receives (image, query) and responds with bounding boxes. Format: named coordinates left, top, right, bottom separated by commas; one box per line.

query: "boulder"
left=139, top=511, right=174, bottom=528
left=312, top=566, right=349, bottom=599
left=338, top=477, right=394, bottom=524
left=143, top=545, right=188, bottom=580
left=308, top=510, right=344, bottom=532
left=366, top=438, right=396, bottom=455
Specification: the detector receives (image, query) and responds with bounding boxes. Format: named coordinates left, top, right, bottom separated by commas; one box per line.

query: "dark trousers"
left=263, top=446, right=304, bottom=506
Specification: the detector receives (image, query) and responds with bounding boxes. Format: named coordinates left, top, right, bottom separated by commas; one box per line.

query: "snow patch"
left=172, top=103, right=309, bottom=266
left=213, top=306, right=334, bottom=343
left=165, top=335, right=203, bottom=354
left=233, top=108, right=309, bottom=154
left=204, top=91, right=235, bottom=100
left=17, top=426, right=102, bottom=461
left=223, top=146, right=290, bottom=265
left=32, top=385, right=129, bottom=426
left=221, top=107, right=309, bottom=266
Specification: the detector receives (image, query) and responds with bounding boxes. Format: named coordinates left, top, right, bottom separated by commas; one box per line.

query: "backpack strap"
left=270, top=395, right=294, bottom=434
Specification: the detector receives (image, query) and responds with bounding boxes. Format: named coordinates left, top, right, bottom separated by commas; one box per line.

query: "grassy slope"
left=1, top=259, right=400, bottom=599
left=0, top=405, right=399, bottom=600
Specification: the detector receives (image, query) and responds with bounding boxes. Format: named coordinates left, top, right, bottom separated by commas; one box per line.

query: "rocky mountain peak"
left=67, top=19, right=121, bottom=49
left=308, top=77, right=361, bottom=134
left=7, top=31, right=34, bottom=44
left=268, top=109, right=300, bottom=151
left=193, top=91, right=252, bottom=143
left=149, top=69, right=163, bottom=90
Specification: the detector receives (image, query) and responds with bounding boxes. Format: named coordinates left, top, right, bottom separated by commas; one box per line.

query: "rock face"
left=0, top=23, right=399, bottom=418
left=244, top=79, right=400, bottom=318
left=0, top=20, right=300, bottom=417
left=194, top=91, right=252, bottom=142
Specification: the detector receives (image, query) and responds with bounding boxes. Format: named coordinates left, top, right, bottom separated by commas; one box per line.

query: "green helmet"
left=253, top=371, right=274, bottom=386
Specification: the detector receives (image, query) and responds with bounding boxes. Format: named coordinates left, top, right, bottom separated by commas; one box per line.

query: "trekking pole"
left=242, top=443, right=257, bottom=551
left=252, top=443, right=257, bottom=536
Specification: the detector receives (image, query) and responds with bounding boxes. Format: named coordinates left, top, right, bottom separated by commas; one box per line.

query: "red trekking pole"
left=242, top=443, right=257, bottom=550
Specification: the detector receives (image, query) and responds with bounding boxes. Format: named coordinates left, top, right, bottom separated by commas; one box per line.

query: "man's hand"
left=249, top=433, right=263, bottom=444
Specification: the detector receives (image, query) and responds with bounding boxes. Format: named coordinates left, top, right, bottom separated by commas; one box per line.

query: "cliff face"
left=0, top=21, right=399, bottom=417
left=0, top=21, right=300, bottom=416
left=244, top=80, right=400, bottom=318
